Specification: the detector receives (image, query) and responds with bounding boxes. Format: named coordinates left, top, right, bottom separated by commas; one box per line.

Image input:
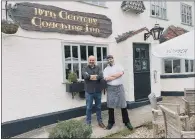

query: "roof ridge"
left=115, top=27, right=149, bottom=43
left=159, top=25, right=189, bottom=43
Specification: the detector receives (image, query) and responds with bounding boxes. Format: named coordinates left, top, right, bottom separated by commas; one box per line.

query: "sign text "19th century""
left=31, top=8, right=100, bottom=33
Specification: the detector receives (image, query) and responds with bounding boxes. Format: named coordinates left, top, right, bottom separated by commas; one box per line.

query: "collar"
left=88, top=64, right=96, bottom=68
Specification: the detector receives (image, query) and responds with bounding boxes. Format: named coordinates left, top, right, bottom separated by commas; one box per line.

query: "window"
left=181, top=3, right=192, bottom=26
left=163, top=59, right=195, bottom=74
left=83, top=1, right=106, bottom=7
left=164, top=59, right=181, bottom=73
left=63, top=44, right=108, bottom=80
left=150, top=0, right=167, bottom=20
left=185, top=60, right=195, bottom=72
left=134, top=47, right=150, bottom=72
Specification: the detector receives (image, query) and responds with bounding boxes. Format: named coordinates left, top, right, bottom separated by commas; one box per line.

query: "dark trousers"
left=108, top=108, right=130, bottom=124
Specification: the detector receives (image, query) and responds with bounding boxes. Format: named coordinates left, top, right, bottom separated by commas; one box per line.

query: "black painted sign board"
left=10, top=2, right=112, bottom=38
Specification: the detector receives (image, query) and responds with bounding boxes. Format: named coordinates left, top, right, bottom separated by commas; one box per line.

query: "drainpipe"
left=194, top=1, right=195, bottom=26
left=5, top=1, right=7, bottom=20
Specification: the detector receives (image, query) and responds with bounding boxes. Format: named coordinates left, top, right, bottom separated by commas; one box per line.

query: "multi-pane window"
left=164, top=59, right=181, bottom=73
left=163, top=59, right=195, bottom=73
left=63, top=44, right=108, bottom=80
left=134, top=47, right=150, bottom=72
left=83, top=1, right=106, bottom=7
left=181, top=3, right=192, bottom=26
left=185, top=60, right=195, bottom=72
left=150, top=0, right=167, bottom=19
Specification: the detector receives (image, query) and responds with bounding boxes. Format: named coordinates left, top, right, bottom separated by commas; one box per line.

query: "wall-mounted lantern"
left=144, top=24, right=164, bottom=41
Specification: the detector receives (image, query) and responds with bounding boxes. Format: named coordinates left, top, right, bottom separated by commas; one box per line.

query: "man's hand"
left=104, top=76, right=115, bottom=81
left=104, top=71, right=124, bottom=81
left=110, top=72, right=124, bottom=78
left=90, top=75, right=98, bottom=80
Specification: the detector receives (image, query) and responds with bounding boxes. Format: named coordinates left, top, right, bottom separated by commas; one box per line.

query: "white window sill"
left=62, top=79, right=84, bottom=84
left=76, top=1, right=108, bottom=8
left=150, top=15, right=169, bottom=21
left=162, top=72, right=195, bottom=75
left=181, top=22, right=194, bottom=27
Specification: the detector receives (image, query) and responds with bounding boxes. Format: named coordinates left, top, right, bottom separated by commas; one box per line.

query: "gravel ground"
left=123, top=115, right=195, bottom=138
left=124, top=124, right=165, bottom=138
left=124, top=127, right=153, bottom=138
left=123, top=113, right=195, bottom=138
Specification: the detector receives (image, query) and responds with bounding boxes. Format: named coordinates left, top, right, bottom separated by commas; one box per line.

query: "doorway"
left=133, top=43, right=151, bottom=102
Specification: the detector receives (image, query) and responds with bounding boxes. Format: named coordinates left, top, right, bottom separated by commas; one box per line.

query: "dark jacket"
left=82, top=65, right=104, bottom=93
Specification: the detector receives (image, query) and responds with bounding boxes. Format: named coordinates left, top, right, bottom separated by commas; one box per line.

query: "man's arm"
left=82, top=66, right=99, bottom=80
left=105, top=72, right=123, bottom=81
left=96, top=66, right=103, bottom=80
left=81, top=67, right=90, bottom=80
left=110, top=71, right=124, bottom=78
left=105, top=65, right=124, bottom=81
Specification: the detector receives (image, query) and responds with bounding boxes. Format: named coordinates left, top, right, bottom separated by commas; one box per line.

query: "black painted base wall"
left=2, top=97, right=162, bottom=138
left=160, top=73, right=195, bottom=79
left=2, top=102, right=108, bottom=138
left=161, top=91, right=184, bottom=96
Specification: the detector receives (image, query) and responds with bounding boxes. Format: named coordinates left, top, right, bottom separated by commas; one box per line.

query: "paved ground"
left=13, top=96, right=184, bottom=138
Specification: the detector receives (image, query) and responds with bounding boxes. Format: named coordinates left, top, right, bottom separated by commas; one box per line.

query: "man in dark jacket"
left=82, top=55, right=106, bottom=128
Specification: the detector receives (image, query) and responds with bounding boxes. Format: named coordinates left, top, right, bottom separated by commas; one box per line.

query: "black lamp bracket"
left=144, top=32, right=151, bottom=41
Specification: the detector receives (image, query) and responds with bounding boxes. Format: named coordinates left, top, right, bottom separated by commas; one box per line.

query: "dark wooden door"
left=133, top=43, right=151, bottom=102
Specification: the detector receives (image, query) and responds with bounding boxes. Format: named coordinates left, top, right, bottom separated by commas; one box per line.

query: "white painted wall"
left=2, top=1, right=114, bottom=122
left=2, top=1, right=194, bottom=122
left=161, top=77, right=195, bottom=91
left=116, top=31, right=162, bottom=102
left=107, top=1, right=194, bottom=37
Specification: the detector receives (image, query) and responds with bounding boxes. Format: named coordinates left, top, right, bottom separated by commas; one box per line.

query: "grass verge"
left=102, top=121, right=153, bottom=138
left=102, top=128, right=135, bottom=138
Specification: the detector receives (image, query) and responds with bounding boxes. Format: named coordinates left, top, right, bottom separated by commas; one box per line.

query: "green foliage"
left=67, top=71, right=77, bottom=83
left=49, top=120, right=92, bottom=138
left=103, top=128, right=134, bottom=138
left=1, top=20, right=19, bottom=34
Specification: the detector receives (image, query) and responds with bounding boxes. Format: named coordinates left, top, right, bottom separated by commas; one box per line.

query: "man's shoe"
left=106, top=123, right=114, bottom=130
left=98, top=122, right=106, bottom=128
left=125, top=122, right=133, bottom=130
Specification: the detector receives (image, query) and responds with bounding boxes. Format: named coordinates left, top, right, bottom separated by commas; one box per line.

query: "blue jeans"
left=85, top=92, right=102, bottom=124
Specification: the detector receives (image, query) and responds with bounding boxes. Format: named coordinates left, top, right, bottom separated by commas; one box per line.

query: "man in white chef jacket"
left=103, top=55, right=133, bottom=130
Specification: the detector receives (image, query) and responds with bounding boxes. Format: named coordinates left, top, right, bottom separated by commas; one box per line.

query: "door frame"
left=132, top=43, right=151, bottom=102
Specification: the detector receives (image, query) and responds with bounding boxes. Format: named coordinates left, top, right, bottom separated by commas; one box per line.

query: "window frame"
left=61, top=42, right=109, bottom=83
left=180, top=3, right=193, bottom=26
left=79, top=1, right=107, bottom=8
left=185, top=59, right=195, bottom=72
left=162, top=59, right=195, bottom=74
left=163, top=59, right=181, bottom=74
left=150, top=0, right=167, bottom=20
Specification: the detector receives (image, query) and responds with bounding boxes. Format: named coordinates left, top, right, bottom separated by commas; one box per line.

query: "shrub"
left=49, top=120, right=92, bottom=138
left=67, top=71, right=77, bottom=83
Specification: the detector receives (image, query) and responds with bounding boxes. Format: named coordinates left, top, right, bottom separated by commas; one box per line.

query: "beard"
left=107, top=59, right=114, bottom=66
left=108, top=61, right=114, bottom=66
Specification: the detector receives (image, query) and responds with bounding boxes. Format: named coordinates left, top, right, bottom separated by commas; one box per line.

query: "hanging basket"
left=1, top=20, right=19, bottom=34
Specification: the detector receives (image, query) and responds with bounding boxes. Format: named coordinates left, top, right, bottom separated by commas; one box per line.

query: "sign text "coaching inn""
left=31, top=8, right=100, bottom=33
